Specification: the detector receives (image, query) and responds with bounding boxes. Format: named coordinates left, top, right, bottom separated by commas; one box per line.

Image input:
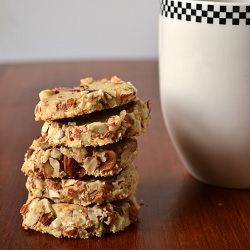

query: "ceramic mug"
left=159, top=0, right=250, bottom=188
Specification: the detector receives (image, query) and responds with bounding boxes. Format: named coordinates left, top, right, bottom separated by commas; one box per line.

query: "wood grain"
left=0, top=60, right=249, bottom=250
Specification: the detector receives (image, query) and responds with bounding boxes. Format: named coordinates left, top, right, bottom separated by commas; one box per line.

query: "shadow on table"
left=137, top=173, right=250, bottom=249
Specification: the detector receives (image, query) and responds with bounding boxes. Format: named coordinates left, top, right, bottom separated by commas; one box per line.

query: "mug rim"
left=167, top=0, right=250, bottom=5
left=160, top=0, right=250, bottom=25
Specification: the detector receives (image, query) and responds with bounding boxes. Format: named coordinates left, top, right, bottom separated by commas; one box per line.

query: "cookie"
left=21, top=136, right=137, bottom=178
left=25, top=164, right=139, bottom=206
left=41, top=99, right=151, bottom=147
left=35, top=76, right=137, bottom=121
left=20, top=196, right=139, bottom=239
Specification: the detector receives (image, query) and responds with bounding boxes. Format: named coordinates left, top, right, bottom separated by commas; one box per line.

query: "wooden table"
left=0, top=60, right=249, bottom=250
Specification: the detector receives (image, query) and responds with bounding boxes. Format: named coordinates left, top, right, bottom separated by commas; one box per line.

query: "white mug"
left=159, top=0, right=250, bottom=188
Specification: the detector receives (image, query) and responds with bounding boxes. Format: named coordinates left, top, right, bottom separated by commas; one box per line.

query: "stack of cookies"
left=20, top=76, right=151, bottom=239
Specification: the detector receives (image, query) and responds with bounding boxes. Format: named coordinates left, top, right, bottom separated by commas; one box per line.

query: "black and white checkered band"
left=160, top=0, right=250, bottom=25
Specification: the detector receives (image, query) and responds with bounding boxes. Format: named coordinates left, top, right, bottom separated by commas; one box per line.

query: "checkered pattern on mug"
left=160, top=0, right=250, bottom=25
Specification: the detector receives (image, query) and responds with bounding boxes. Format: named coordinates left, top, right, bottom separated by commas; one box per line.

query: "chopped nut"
left=80, top=77, right=94, bottom=86
left=111, top=76, right=122, bottom=84
left=67, top=187, right=76, bottom=197
left=90, top=191, right=104, bottom=203
left=49, top=158, right=61, bottom=173
left=105, top=90, right=117, bottom=98
left=39, top=89, right=57, bottom=101
left=58, top=98, right=75, bottom=111
left=55, top=130, right=64, bottom=139
left=88, top=122, right=108, bottom=134
left=139, top=199, right=145, bottom=206
left=41, top=151, right=50, bottom=164
left=26, top=148, right=34, bottom=159
left=68, top=122, right=77, bottom=126
left=73, top=128, right=82, bottom=138
left=50, top=218, right=61, bottom=228
left=99, top=78, right=108, bottom=84
left=85, top=102, right=93, bottom=110
left=20, top=203, right=29, bottom=216
left=98, top=151, right=116, bottom=172
left=128, top=204, right=139, bottom=221
left=78, top=168, right=87, bottom=178
left=43, top=162, right=54, bottom=177
left=41, top=122, right=49, bottom=134
left=49, top=189, right=61, bottom=198
left=107, top=116, right=121, bottom=132
left=87, top=211, right=98, bottom=223
left=50, top=181, right=62, bottom=190
left=63, top=156, right=80, bottom=178
left=50, top=148, right=62, bottom=159
left=65, top=228, right=78, bottom=237
left=39, top=213, right=55, bottom=226
left=63, top=179, right=77, bottom=187
left=25, top=212, right=40, bottom=227
left=103, top=182, right=114, bottom=193
left=113, top=205, right=124, bottom=216
left=83, top=157, right=98, bottom=175
left=124, top=114, right=135, bottom=125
